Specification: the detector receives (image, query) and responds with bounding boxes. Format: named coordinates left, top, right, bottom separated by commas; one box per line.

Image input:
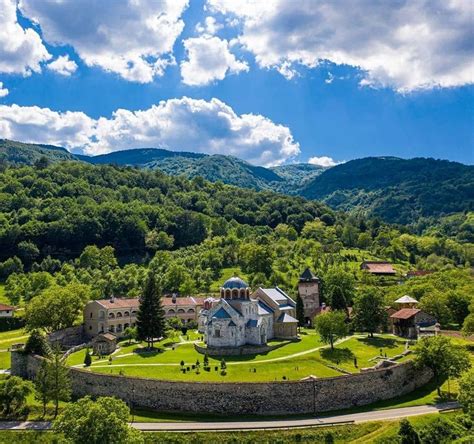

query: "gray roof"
left=277, top=313, right=298, bottom=323
left=260, top=287, right=296, bottom=307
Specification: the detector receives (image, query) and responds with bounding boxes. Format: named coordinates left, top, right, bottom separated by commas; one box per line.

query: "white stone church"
left=200, top=277, right=298, bottom=348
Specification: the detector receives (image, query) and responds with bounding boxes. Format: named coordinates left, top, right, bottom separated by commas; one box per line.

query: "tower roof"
left=222, top=276, right=249, bottom=289
left=299, top=267, right=319, bottom=282
left=394, top=295, right=419, bottom=305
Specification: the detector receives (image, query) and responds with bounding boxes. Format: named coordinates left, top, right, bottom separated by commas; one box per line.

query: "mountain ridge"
left=1, top=139, right=472, bottom=224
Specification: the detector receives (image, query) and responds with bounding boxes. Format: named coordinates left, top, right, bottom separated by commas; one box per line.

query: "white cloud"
left=20, top=0, right=188, bottom=83
left=0, top=104, right=95, bottom=148
left=0, top=83, right=8, bottom=97
left=208, top=0, right=474, bottom=92
left=0, top=97, right=300, bottom=166
left=181, top=36, right=248, bottom=86
left=308, top=156, right=339, bottom=168
left=0, top=0, right=51, bottom=75
left=196, top=16, right=222, bottom=35
left=47, top=55, right=77, bottom=76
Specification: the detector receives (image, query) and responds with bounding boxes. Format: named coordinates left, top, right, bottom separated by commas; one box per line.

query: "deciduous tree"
left=315, top=311, right=348, bottom=350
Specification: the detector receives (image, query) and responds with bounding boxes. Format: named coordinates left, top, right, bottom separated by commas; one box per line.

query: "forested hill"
left=0, top=139, right=76, bottom=165
left=301, top=157, right=474, bottom=224
left=1, top=141, right=472, bottom=225
left=0, top=161, right=333, bottom=263
left=0, top=140, right=323, bottom=193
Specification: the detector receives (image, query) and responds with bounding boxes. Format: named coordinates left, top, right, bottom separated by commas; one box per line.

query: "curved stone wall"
left=11, top=351, right=432, bottom=416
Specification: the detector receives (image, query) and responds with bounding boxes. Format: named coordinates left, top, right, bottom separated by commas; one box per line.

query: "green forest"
left=0, top=158, right=472, bottom=334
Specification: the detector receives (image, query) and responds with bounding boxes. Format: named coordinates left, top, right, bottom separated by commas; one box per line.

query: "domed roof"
left=222, top=276, right=249, bottom=289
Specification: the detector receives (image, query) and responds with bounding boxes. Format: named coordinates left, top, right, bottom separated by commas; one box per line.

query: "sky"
left=0, top=0, right=473, bottom=167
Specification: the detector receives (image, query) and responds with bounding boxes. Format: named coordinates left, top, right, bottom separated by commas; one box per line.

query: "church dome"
left=222, top=276, right=248, bottom=289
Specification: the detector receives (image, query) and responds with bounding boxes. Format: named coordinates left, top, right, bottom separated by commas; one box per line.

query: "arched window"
left=131, top=310, right=137, bottom=316
left=187, top=308, right=195, bottom=314
left=232, top=289, right=239, bottom=299
left=225, top=289, right=231, bottom=299
left=168, top=309, right=176, bottom=315
left=116, top=312, right=123, bottom=318
left=124, top=311, right=130, bottom=317
left=178, top=309, right=185, bottom=314
left=108, top=313, right=115, bottom=319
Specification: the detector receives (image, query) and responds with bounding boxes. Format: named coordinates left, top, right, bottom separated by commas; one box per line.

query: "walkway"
left=0, top=403, right=459, bottom=432
left=76, top=336, right=354, bottom=370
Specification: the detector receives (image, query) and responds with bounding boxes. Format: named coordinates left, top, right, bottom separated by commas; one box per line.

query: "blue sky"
left=0, top=0, right=472, bottom=166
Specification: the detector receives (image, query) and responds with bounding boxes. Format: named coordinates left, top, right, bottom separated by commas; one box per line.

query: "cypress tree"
left=296, top=294, right=305, bottom=329
left=84, top=349, right=92, bottom=367
left=136, top=272, right=166, bottom=349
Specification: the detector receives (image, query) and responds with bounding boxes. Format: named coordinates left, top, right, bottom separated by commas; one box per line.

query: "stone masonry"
left=12, top=351, right=432, bottom=416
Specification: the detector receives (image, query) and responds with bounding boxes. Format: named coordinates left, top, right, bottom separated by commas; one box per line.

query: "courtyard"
left=66, top=329, right=411, bottom=382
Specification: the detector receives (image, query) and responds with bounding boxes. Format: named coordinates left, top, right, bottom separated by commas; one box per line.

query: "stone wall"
left=48, top=325, right=86, bottom=349
left=11, top=351, right=432, bottom=416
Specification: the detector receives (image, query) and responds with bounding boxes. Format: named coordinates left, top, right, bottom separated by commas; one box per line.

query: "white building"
left=202, top=277, right=298, bottom=348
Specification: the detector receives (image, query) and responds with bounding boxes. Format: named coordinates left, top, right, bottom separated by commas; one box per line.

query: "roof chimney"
left=110, top=295, right=115, bottom=303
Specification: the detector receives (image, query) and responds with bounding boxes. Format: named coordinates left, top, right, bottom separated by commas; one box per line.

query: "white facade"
left=201, top=277, right=297, bottom=348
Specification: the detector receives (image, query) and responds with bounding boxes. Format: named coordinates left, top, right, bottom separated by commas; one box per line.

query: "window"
left=89, top=326, right=92, bottom=330
left=214, top=329, right=221, bottom=338
left=90, top=312, right=93, bottom=319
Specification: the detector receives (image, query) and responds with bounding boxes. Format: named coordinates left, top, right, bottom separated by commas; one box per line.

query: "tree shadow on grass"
left=320, top=347, right=355, bottom=364
left=357, top=337, right=398, bottom=349
left=133, top=347, right=166, bottom=358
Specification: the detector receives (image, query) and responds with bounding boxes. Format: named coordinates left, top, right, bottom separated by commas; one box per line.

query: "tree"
left=25, top=283, right=90, bottom=333
left=398, top=419, right=420, bottom=444
left=353, top=288, right=387, bottom=337
left=54, top=396, right=143, bottom=444
left=458, top=369, right=474, bottom=417
left=323, top=267, right=355, bottom=310
left=24, top=330, right=51, bottom=357
left=136, top=272, right=166, bottom=349
left=0, top=376, right=33, bottom=417
left=462, top=313, right=474, bottom=335
left=419, top=292, right=451, bottom=326
left=296, top=294, right=305, bottom=329
left=48, top=350, right=72, bottom=418
left=34, top=360, right=53, bottom=417
left=123, top=326, right=137, bottom=345
left=314, top=311, right=348, bottom=350
left=84, top=349, right=92, bottom=367
left=415, top=336, right=471, bottom=396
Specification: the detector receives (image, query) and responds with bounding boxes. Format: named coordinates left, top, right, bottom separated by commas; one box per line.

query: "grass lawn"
left=0, top=328, right=27, bottom=370
left=67, top=330, right=411, bottom=383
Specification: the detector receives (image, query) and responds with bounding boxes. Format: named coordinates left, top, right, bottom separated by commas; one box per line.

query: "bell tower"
left=298, top=268, right=320, bottom=325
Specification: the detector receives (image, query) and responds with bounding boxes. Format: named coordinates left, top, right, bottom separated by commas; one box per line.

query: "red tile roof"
left=361, top=261, right=396, bottom=274
left=96, top=298, right=139, bottom=309
left=0, top=304, right=15, bottom=311
left=96, top=296, right=205, bottom=309
left=390, top=308, right=421, bottom=320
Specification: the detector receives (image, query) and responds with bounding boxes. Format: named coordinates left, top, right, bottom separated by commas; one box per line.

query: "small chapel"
left=200, top=277, right=298, bottom=348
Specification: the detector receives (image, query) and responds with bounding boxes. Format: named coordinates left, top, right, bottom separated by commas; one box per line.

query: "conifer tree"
left=136, top=272, right=166, bottom=349
left=84, top=349, right=92, bottom=367
left=49, top=350, right=71, bottom=418
left=34, top=360, right=52, bottom=417
left=296, top=294, right=305, bottom=329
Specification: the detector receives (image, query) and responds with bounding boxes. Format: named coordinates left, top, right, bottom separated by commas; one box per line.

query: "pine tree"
left=84, top=349, right=92, bottom=367
left=296, top=294, right=305, bottom=329
left=34, top=360, right=52, bottom=417
left=49, top=349, right=72, bottom=418
left=136, top=272, right=166, bottom=349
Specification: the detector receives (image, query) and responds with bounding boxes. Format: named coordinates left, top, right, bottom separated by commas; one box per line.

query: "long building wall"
left=11, top=351, right=432, bottom=416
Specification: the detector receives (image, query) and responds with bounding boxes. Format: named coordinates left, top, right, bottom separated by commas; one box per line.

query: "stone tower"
left=298, top=268, right=320, bottom=325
